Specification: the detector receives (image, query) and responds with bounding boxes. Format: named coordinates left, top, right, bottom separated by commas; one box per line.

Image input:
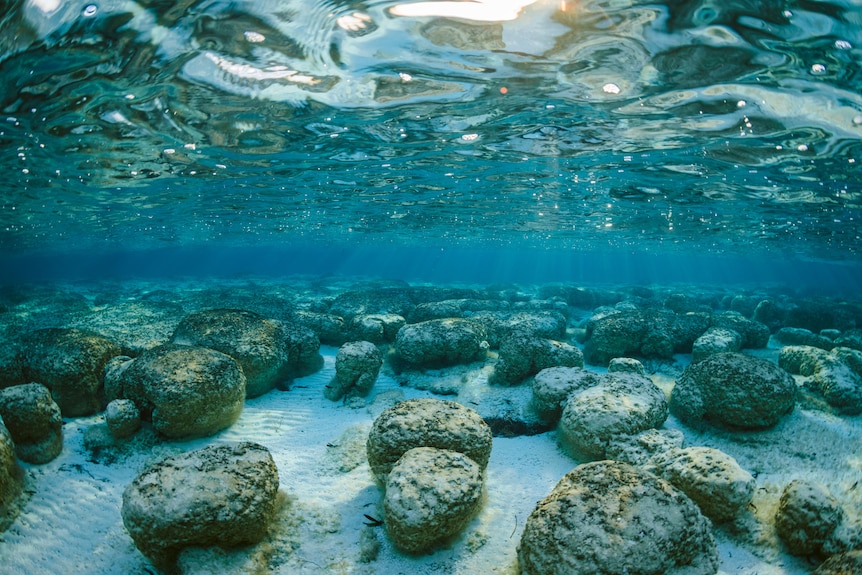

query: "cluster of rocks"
left=366, top=398, right=492, bottom=554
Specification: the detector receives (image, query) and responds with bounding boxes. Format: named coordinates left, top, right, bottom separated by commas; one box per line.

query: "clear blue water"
left=1, top=0, right=861, bottom=287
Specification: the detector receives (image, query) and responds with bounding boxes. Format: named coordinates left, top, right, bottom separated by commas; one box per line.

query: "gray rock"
left=469, top=311, right=567, bottom=348
left=709, top=312, right=770, bottom=349
left=607, top=357, right=646, bottom=375
left=518, top=460, right=719, bottom=575
left=326, top=341, right=382, bottom=401
left=775, top=480, right=846, bottom=557
left=366, top=398, right=492, bottom=482
left=0, top=416, right=25, bottom=532
left=0, top=344, right=25, bottom=390
left=812, top=549, right=862, bottom=575
left=121, top=442, right=279, bottom=572
left=394, top=319, right=488, bottom=369
left=774, top=327, right=835, bottom=351
left=670, top=352, right=796, bottom=430
left=21, top=328, right=121, bottom=416
left=646, top=446, right=755, bottom=522
left=692, top=327, right=743, bottom=362
left=531, top=366, right=601, bottom=424
left=172, top=308, right=321, bottom=398
left=779, top=346, right=862, bottom=415
left=490, top=331, right=583, bottom=386
left=105, top=399, right=141, bottom=439
left=558, top=372, right=668, bottom=459
left=753, top=299, right=783, bottom=332
left=348, top=314, right=405, bottom=344
left=834, top=329, right=862, bottom=352
left=604, top=428, right=685, bottom=466
left=105, top=344, right=245, bottom=439
left=0, top=383, right=62, bottom=464
left=384, top=447, right=484, bottom=554
left=293, top=311, right=345, bottom=346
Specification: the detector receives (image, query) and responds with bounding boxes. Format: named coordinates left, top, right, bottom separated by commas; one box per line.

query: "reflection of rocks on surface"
left=518, top=460, right=719, bottom=575
left=121, top=442, right=280, bottom=573
left=0, top=383, right=62, bottom=464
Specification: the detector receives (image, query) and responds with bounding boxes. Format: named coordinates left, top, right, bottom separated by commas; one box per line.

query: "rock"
left=383, top=447, right=484, bottom=554
left=779, top=346, right=862, bottom=415
left=605, top=428, right=685, bottom=466
left=0, top=344, right=25, bottom=390
left=518, top=460, right=719, bottom=575
left=469, top=311, right=567, bottom=348
left=0, top=416, right=26, bottom=532
left=670, top=352, right=796, bottom=430
left=105, top=399, right=141, bottom=439
left=710, top=312, right=770, bottom=348
left=775, top=480, right=846, bottom=557
left=329, top=288, right=415, bottom=320
left=834, top=329, right=862, bottom=352
left=0, top=383, right=63, bottom=464
left=812, top=549, right=862, bottom=575
left=692, top=327, right=743, bottom=362
left=558, top=372, right=668, bottom=459
left=293, top=311, right=345, bottom=346
left=583, top=309, right=710, bottom=365
left=753, top=299, right=784, bottom=332
left=21, top=328, right=121, bottom=416
left=531, top=366, right=601, bottom=424
left=394, top=319, right=488, bottom=369
left=774, top=327, right=835, bottom=351
left=347, top=314, right=405, bottom=344
left=121, top=442, right=280, bottom=572
left=490, top=331, right=583, bottom=386
left=325, top=341, right=382, bottom=401
left=105, top=344, right=245, bottom=439
left=171, top=309, right=321, bottom=398
left=646, top=447, right=755, bottom=522
left=366, top=398, right=492, bottom=482
left=607, top=357, right=646, bottom=375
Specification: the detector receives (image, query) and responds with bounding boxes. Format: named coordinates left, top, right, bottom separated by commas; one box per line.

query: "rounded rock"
left=491, top=330, right=583, bottom=386
left=0, top=383, right=63, bottom=464
left=0, top=417, right=25, bottom=532
left=812, top=549, right=862, bottom=575
left=384, top=447, right=484, bottom=554
left=105, top=399, right=141, bottom=439
left=518, top=460, right=719, bottom=575
left=394, top=319, right=488, bottom=368
left=670, top=352, right=796, bottom=430
left=531, top=366, right=601, bottom=424
left=366, top=398, right=492, bottom=482
left=121, top=442, right=280, bottom=572
left=692, top=327, right=743, bottom=363
left=775, top=480, right=845, bottom=557
left=326, top=341, right=383, bottom=401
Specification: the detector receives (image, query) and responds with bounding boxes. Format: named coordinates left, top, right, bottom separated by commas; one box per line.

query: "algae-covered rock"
left=0, top=416, right=25, bottom=532
left=326, top=341, right=382, bottom=401
left=518, top=460, right=719, bottom=575
left=384, top=447, right=483, bottom=554
left=394, top=319, right=488, bottom=368
left=490, top=330, right=583, bottom=386
left=775, top=480, right=846, bottom=557
left=0, top=383, right=63, bottom=464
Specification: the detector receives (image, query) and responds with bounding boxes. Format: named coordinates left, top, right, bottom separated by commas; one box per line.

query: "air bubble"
left=835, top=40, right=852, bottom=50
left=810, top=64, right=826, bottom=75
left=82, top=4, right=98, bottom=17
left=602, top=83, right=621, bottom=95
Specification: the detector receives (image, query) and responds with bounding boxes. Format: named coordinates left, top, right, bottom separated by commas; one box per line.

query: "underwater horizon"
left=1, top=0, right=861, bottom=287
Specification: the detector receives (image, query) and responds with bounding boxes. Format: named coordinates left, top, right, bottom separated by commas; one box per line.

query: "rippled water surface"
left=1, top=0, right=861, bottom=273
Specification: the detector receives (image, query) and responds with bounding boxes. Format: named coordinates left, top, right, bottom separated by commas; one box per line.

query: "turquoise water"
left=1, top=0, right=861, bottom=286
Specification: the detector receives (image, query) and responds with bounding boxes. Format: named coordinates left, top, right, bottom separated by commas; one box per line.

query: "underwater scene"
left=1, top=0, right=862, bottom=573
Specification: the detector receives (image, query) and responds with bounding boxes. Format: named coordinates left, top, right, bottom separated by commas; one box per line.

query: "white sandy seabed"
left=0, top=345, right=860, bottom=575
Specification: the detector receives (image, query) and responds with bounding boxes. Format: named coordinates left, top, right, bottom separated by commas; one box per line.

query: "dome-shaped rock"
left=0, top=383, right=62, bottom=464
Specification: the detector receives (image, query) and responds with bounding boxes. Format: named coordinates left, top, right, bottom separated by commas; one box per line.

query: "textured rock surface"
left=384, top=447, right=484, bottom=554
left=394, top=319, right=488, bottom=368
left=709, top=312, right=770, bottom=349
left=774, top=327, right=835, bottom=351
left=105, top=398, right=141, bottom=439
left=775, top=480, right=846, bottom=557
left=21, top=327, right=121, bottom=416
left=518, top=460, right=719, bottom=575
left=812, top=549, right=862, bottom=575
left=558, top=372, right=668, bottom=459
left=604, top=428, right=685, bottom=466
left=366, top=398, right=492, bottom=482
left=490, top=330, right=583, bottom=386
left=607, top=357, right=646, bottom=375
left=0, top=383, right=63, bottom=464
left=0, top=417, right=25, bottom=532
left=172, top=308, right=322, bottom=397
left=105, top=344, right=245, bottom=439
left=347, top=314, right=405, bottom=344
left=326, top=341, right=382, bottom=401
left=121, top=442, right=280, bottom=571
left=670, top=352, right=796, bottom=429
left=531, top=366, right=601, bottom=424
left=692, top=327, right=743, bottom=362
left=646, top=446, right=755, bottom=522
left=780, top=345, right=862, bottom=414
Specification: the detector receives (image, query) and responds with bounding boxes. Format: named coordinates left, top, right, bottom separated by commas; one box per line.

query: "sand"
left=0, top=280, right=860, bottom=575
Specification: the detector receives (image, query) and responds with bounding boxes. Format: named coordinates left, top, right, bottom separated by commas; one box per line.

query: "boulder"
left=604, top=428, right=685, bottom=466
left=329, top=288, right=415, bottom=320
left=292, top=311, right=345, bottom=346
left=384, top=447, right=484, bottom=554
left=773, top=327, right=834, bottom=351
left=834, top=329, right=862, bottom=352
left=121, top=442, right=280, bottom=572
left=779, top=346, right=862, bottom=415
left=531, top=366, right=601, bottom=424
left=366, top=398, right=492, bottom=482
left=775, top=480, right=846, bottom=557
left=325, top=341, right=383, bottom=401
left=646, top=446, right=755, bottom=522
left=558, top=372, right=668, bottom=460
left=709, top=312, right=770, bottom=348
left=21, top=328, right=121, bottom=416
left=394, top=319, right=488, bottom=369
left=670, top=352, right=796, bottom=430
left=0, top=383, right=63, bottom=464
left=490, top=331, right=583, bottom=386
left=347, top=314, right=405, bottom=344
left=607, top=357, right=646, bottom=375
left=171, top=309, right=322, bottom=398
left=105, top=344, right=245, bottom=439
left=691, top=327, right=743, bottom=362
left=518, top=460, right=719, bottom=575
left=469, top=311, right=567, bottom=348
left=0, top=416, right=25, bottom=532
left=0, top=344, right=25, bottom=390
left=105, top=399, right=141, bottom=439
left=812, top=549, right=862, bottom=575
